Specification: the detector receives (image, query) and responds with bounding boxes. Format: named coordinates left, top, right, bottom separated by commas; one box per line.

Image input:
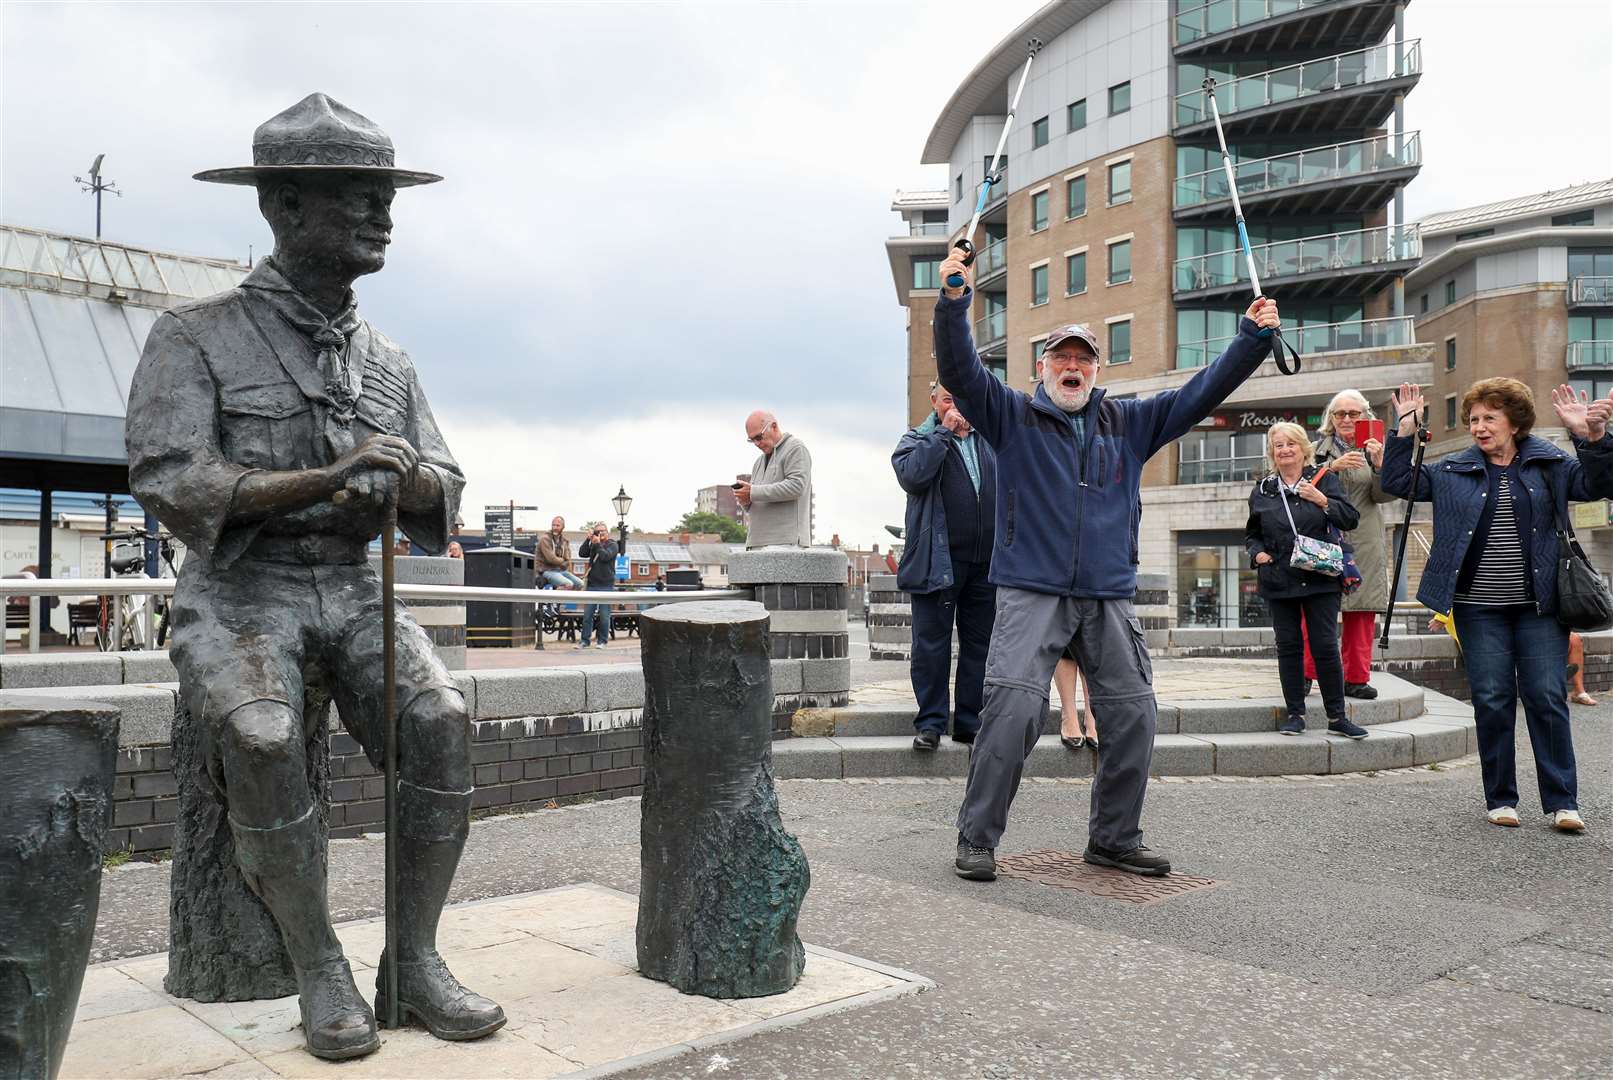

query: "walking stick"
left=946, top=38, right=1043, bottom=288
left=380, top=497, right=400, bottom=1029
left=1201, top=77, right=1301, bottom=376
left=1380, top=415, right=1431, bottom=650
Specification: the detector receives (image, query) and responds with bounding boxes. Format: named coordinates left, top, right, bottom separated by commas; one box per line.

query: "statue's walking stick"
left=381, top=497, right=400, bottom=1029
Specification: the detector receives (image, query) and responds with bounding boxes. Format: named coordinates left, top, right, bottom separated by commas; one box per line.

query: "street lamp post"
left=611, top=484, right=633, bottom=566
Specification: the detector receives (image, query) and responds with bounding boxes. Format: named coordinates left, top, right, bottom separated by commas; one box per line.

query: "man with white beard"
left=934, top=246, right=1282, bottom=881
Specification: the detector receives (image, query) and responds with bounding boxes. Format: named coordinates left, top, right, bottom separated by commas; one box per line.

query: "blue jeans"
left=542, top=569, right=582, bottom=589
left=910, top=559, right=994, bottom=738
left=580, top=596, right=611, bottom=645
left=1453, top=603, right=1579, bottom=812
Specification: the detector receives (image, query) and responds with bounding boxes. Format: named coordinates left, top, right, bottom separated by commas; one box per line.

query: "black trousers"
left=909, top=558, right=995, bottom=737
left=1266, top=589, right=1347, bottom=720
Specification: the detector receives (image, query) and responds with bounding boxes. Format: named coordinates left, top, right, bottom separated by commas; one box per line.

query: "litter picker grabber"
left=947, top=38, right=1043, bottom=288
left=379, top=497, right=400, bottom=1029
left=1380, top=405, right=1431, bottom=650
left=1201, top=76, right=1301, bottom=376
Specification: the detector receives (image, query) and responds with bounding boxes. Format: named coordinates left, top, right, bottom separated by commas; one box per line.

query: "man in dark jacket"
left=577, top=523, right=618, bottom=649
left=893, top=381, right=997, bottom=752
left=936, top=247, right=1280, bottom=882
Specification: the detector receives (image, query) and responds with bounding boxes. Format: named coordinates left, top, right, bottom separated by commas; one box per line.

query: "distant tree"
left=673, top=511, right=747, bottom=544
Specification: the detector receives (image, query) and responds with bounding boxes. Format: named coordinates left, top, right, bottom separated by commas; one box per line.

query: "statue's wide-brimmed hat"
left=194, top=93, right=442, bottom=187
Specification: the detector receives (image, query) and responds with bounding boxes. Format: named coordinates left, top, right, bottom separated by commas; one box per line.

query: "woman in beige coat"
left=1303, top=389, right=1397, bottom=698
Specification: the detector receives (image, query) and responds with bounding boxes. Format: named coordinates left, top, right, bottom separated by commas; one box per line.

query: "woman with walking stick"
left=1381, top=380, right=1612, bottom=833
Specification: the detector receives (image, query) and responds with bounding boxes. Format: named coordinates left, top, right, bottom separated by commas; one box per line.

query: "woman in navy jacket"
left=1246, top=422, right=1362, bottom=737
left=1382, top=379, right=1613, bottom=833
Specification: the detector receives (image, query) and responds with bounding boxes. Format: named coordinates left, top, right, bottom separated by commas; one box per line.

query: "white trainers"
left=1552, top=809, right=1586, bottom=833
left=1486, top=806, right=1520, bottom=827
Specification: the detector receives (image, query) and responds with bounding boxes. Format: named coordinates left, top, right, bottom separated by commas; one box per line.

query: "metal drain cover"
left=995, top=850, right=1220, bottom=905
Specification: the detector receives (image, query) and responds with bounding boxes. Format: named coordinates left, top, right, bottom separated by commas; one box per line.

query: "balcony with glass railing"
left=974, top=236, right=1008, bottom=282
left=1178, top=453, right=1269, bottom=486
left=1174, top=132, right=1421, bottom=216
left=1174, top=0, right=1401, bottom=55
left=1567, top=341, right=1613, bottom=370
left=1176, top=315, right=1416, bottom=370
left=1569, top=276, right=1613, bottom=308
left=1174, top=224, right=1421, bottom=299
left=1174, top=40, right=1421, bottom=133
left=975, top=307, right=1007, bottom=349
left=908, top=220, right=950, bottom=237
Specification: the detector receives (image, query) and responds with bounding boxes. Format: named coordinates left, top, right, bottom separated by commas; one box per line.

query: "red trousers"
left=1303, top=609, right=1374, bottom=684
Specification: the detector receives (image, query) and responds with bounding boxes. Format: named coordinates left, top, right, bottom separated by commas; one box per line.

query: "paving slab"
left=63, top=884, right=923, bottom=1080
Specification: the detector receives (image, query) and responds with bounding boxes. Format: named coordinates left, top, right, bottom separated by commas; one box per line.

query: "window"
left=1445, top=338, right=1456, bottom=372
left=1031, top=189, right=1049, bottom=231
left=1032, top=340, right=1048, bottom=366
left=1553, top=208, right=1595, bottom=227
left=1569, top=248, right=1613, bottom=277
left=1066, top=252, right=1087, bottom=295
left=954, top=174, right=963, bottom=202
left=1030, top=264, right=1049, bottom=306
left=1108, top=161, right=1132, bottom=205
left=1107, top=239, right=1131, bottom=285
left=1176, top=430, right=1267, bottom=485
left=1068, top=99, right=1087, bottom=132
left=1066, top=174, right=1087, bottom=218
left=1445, top=395, right=1458, bottom=430
left=1445, top=280, right=1456, bottom=305
left=1455, top=228, right=1494, bottom=242
left=1108, top=320, right=1132, bottom=365
left=1108, top=81, right=1131, bottom=115
left=636, top=564, right=650, bottom=576
left=984, top=357, right=1008, bottom=383
left=1420, top=293, right=1429, bottom=314
left=912, top=256, right=941, bottom=290
left=1031, top=116, right=1049, bottom=148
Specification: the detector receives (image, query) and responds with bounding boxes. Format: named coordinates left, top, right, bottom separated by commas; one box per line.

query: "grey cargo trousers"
left=956, top=587, right=1156, bottom=853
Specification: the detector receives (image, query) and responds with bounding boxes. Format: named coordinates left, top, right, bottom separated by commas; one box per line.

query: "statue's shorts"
left=170, top=556, right=469, bottom=793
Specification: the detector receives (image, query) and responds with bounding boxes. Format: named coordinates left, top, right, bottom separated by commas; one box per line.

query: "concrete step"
left=773, top=696, right=1475, bottom=780
left=798, top=673, right=1424, bottom=739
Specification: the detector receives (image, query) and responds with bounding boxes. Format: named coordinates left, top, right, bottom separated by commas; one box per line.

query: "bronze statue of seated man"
left=126, top=93, right=503, bottom=1061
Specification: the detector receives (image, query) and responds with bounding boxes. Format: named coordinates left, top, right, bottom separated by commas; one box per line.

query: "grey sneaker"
left=954, top=834, right=996, bottom=881
left=1279, top=715, right=1306, bottom=735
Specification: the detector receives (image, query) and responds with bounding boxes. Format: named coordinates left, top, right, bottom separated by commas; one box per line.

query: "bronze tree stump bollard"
left=0, top=696, right=120, bottom=1080
left=635, top=600, right=809, bottom=998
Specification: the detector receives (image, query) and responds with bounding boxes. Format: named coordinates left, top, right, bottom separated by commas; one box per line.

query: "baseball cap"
left=1042, top=324, right=1101, bottom=359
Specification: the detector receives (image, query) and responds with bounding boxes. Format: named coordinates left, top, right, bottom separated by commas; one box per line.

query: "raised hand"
left=1552, top=384, right=1592, bottom=440
left=1390, top=382, right=1426, bottom=436
left=1363, top=438, right=1384, bottom=469
left=1589, top=397, right=1613, bottom=443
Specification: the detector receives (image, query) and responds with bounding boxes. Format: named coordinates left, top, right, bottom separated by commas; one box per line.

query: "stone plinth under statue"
left=635, top=600, right=809, bottom=998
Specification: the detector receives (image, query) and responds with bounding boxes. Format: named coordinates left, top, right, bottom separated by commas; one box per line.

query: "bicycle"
left=95, top=528, right=180, bottom=651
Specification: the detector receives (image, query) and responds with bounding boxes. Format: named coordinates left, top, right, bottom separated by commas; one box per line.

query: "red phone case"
left=1354, top=419, right=1385, bottom=447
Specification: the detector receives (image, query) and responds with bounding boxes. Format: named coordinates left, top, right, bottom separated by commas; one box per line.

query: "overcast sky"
left=4, top=0, right=1610, bottom=548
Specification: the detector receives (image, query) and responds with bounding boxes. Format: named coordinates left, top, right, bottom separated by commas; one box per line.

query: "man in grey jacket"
left=738, top=411, right=813, bottom=547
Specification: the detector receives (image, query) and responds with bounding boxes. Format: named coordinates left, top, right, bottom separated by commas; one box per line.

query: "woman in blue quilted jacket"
left=1382, top=379, right=1611, bottom=833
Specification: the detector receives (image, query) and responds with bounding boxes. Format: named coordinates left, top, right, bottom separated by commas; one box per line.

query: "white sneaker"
left=1552, top=809, right=1586, bottom=833
left=1486, top=806, right=1520, bottom=827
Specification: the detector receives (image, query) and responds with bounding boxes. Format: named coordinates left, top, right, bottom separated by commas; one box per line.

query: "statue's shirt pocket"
left=219, top=383, right=312, bottom=468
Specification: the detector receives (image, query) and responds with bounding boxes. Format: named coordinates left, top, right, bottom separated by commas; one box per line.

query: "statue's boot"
left=374, top=781, right=506, bottom=1041
left=233, top=806, right=380, bottom=1061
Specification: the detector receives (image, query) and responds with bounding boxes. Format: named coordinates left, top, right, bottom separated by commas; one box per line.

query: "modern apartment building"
left=887, top=0, right=1425, bottom=627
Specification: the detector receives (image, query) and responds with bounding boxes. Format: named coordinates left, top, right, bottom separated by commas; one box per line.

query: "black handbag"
left=1548, top=467, right=1613, bottom=631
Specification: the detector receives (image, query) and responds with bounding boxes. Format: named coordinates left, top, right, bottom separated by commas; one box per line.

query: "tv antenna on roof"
left=73, top=154, right=122, bottom=238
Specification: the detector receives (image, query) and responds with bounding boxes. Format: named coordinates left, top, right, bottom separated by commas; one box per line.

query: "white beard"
left=1046, top=381, right=1091, bottom=413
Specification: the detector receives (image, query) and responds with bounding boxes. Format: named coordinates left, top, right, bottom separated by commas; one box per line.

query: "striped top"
left=1454, top=468, right=1531, bottom=606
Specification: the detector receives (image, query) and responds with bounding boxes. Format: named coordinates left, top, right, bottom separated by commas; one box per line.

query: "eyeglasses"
left=746, top=431, right=769, bottom=444
left=1332, top=409, right=1365, bottom=419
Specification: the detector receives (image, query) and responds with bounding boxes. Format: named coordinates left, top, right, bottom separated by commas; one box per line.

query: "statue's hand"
left=327, top=436, right=416, bottom=505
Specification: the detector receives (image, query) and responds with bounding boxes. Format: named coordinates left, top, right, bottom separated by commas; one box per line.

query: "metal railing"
left=1, top=578, right=748, bottom=655
left=1174, top=0, right=1336, bottom=45
left=1567, top=340, right=1613, bottom=371
left=908, top=221, right=949, bottom=237
left=976, top=236, right=1007, bottom=277
left=1174, top=132, right=1422, bottom=209
left=1174, top=223, right=1421, bottom=292
left=975, top=307, right=1007, bottom=345
left=1176, top=314, right=1416, bottom=369
left=1569, top=275, right=1613, bottom=306
left=1174, top=39, right=1422, bottom=126
left=1176, top=455, right=1267, bottom=485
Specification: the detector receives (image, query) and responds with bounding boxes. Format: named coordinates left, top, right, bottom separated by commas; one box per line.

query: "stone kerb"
left=728, top=547, right=851, bottom=708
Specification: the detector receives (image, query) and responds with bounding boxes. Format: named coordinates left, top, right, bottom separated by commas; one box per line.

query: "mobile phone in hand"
left=1353, top=419, right=1385, bottom=447
left=730, top=482, right=744, bottom=490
